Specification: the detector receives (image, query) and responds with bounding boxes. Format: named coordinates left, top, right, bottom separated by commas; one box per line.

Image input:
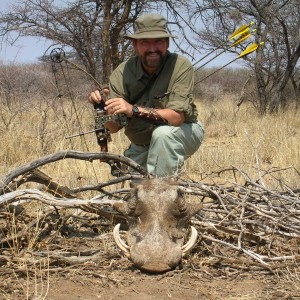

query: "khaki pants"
left=124, top=122, right=204, bottom=177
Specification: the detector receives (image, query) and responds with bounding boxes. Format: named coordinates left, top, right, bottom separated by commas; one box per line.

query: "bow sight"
left=86, top=102, right=128, bottom=150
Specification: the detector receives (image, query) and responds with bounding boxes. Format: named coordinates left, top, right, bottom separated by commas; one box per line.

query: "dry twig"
left=0, top=153, right=299, bottom=277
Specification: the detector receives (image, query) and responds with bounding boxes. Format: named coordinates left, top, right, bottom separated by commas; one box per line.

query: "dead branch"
left=0, top=189, right=123, bottom=207
left=0, top=150, right=148, bottom=195
left=0, top=153, right=299, bottom=275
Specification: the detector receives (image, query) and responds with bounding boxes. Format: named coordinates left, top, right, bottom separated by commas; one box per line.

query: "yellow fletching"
left=229, top=25, right=248, bottom=40
left=229, top=21, right=256, bottom=40
left=231, top=33, right=251, bottom=47
left=238, top=43, right=258, bottom=57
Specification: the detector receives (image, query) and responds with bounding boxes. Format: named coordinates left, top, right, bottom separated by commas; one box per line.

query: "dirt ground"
left=46, top=273, right=268, bottom=300
left=3, top=264, right=294, bottom=300
left=1, top=242, right=297, bottom=300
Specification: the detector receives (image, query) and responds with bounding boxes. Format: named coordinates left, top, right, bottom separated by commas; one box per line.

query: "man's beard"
left=141, top=51, right=166, bottom=70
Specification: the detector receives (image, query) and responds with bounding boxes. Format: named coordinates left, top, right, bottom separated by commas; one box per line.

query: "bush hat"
left=125, top=14, right=177, bottom=39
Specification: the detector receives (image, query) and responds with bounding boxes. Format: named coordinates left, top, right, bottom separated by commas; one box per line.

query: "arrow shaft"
left=195, top=57, right=239, bottom=85
left=194, top=30, right=252, bottom=71
left=194, top=48, right=227, bottom=72
left=192, top=44, right=223, bottom=67
left=195, top=41, right=262, bottom=85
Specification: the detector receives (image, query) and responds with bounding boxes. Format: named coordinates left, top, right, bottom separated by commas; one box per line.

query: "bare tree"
left=193, top=0, right=300, bottom=114
left=0, top=0, right=203, bottom=85
left=0, top=0, right=146, bottom=84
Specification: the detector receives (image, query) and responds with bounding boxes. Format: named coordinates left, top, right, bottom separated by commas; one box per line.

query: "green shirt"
left=109, top=51, right=198, bottom=145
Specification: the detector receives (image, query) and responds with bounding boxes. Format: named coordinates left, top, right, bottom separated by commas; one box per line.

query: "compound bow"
left=50, top=48, right=128, bottom=177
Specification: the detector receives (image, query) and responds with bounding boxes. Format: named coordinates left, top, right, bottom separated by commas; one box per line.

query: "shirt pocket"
left=153, top=92, right=170, bottom=108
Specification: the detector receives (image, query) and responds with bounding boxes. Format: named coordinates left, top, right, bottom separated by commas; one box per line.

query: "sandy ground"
left=2, top=251, right=296, bottom=300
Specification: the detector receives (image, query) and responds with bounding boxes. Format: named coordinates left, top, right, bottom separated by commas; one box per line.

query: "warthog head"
left=113, top=179, right=202, bottom=273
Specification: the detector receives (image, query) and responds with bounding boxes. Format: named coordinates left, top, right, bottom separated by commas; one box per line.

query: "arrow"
left=194, top=29, right=255, bottom=72
left=228, top=21, right=255, bottom=40
left=192, top=21, right=256, bottom=68
left=194, top=42, right=264, bottom=85
left=238, top=42, right=262, bottom=58
left=231, top=31, right=253, bottom=47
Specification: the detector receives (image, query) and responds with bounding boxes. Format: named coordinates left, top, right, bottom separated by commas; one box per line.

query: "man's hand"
left=88, top=88, right=123, bottom=133
left=88, top=89, right=133, bottom=117
left=88, top=89, right=184, bottom=126
left=88, top=88, right=109, bottom=104
left=105, top=98, right=134, bottom=117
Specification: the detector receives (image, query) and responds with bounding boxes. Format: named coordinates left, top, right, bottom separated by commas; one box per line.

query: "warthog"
left=113, top=179, right=202, bottom=273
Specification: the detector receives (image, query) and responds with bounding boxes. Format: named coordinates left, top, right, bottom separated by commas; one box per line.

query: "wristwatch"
left=132, top=104, right=139, bottom=116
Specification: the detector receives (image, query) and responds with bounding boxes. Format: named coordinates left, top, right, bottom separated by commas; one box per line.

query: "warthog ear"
left=113, top=187, right=139, bottom=216
left=127, top=187, right=138, bottom=214
left=175, top=188, right=203, bottom=218
left=175, top=188, right=189, bottom=214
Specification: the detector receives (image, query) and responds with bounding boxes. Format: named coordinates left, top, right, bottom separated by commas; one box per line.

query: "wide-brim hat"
left=124, top=14, right=177, bottom=39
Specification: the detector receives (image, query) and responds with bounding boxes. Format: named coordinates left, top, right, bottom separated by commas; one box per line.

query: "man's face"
left=133, top=38, right=169, bottom=74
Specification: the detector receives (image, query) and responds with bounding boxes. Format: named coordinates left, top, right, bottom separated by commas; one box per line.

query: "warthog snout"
left=113, top=179, right=202, bottom=273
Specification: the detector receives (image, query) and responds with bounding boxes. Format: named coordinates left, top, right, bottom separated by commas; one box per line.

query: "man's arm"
left=89, top=91, right=185, bottom=131
left=145, top=108, right=184, bottom=126
left=105, top=98, right=185, bottom=126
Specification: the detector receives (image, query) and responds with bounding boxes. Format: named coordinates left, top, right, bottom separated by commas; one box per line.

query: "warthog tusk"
left=113, top=223, right=131, bottom=258
left=181, top=226, right=198, bottom=256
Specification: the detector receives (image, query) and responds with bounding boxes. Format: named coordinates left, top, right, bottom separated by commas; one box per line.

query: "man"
left=89, top=14, right=204, bottom=177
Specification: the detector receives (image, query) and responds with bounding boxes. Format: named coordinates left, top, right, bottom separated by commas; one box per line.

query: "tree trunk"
left=270, top=39, right=300, bottom=112
left=254, top=46, right=268, bottom=115
left=270, top=88, right=286, bottom=113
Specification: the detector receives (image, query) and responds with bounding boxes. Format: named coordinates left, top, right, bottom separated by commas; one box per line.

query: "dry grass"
left=187, top=96, right=300, bottom=188
left=1, top=95, right=299, bottom=187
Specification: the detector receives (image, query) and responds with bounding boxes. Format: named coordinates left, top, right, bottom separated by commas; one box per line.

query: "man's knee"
left=151, top=125, right=174, bottom=142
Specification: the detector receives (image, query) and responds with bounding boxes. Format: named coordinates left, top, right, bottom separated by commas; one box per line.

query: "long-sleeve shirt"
left=109, top=51, right=198, bottom=145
